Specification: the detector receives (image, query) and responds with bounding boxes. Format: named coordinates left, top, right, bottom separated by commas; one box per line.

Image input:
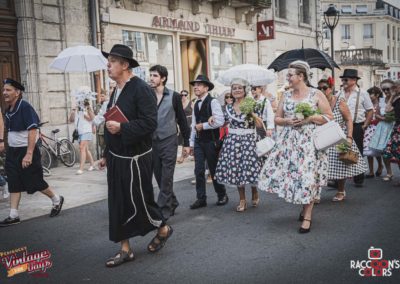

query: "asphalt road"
left=1, top=176, right=400, bottom=283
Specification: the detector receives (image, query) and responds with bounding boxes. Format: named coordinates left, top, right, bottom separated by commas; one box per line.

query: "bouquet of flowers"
left=294, top=102, right=320, bottom=120
left=239, top=96, right=257, bottom=125
left=384, top=111, right=396, bottom=123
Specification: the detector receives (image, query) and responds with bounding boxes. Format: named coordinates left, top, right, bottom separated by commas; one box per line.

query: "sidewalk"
left=0, top=155, right=195, bottom=221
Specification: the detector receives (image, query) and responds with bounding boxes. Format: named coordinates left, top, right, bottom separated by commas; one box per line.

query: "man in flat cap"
left=0, top=78, right=64, bottom=227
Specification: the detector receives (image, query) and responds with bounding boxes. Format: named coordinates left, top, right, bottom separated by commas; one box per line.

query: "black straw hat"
left=3, top=78, right=25, bottom=91
left=189, top=75, right=214, bottom=91
left=102, top=44, right=139, bottom=68
left=340, top=69, right=361, bottom=80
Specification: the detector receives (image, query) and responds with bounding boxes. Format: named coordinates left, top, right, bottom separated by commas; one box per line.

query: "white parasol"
left=217, top=64, right=276, bottom=86
left=50, top=45, right=107, bottom=73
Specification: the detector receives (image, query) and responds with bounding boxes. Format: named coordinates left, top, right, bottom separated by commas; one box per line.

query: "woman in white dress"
left=258, top=61, right=333, bottom=233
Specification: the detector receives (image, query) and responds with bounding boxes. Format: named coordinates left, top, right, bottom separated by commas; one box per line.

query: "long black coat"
left=104, top=76, right=164, bottom=243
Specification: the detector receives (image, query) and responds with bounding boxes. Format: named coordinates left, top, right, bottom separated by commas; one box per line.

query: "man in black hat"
left=189, top=75, right=228, bottom=209
left=0, top=78, right=64, bottom=227
left=339, top=69, right=373, bottom=187
left=99, top=44, right=172, bottom=267
left=149, top=64, right=190, bottom=219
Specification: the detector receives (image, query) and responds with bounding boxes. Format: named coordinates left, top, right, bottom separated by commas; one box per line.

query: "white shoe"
left=76, top=170, right=83, bottom=175
left=88, top=166, right=94, bottom=171
left=2, top=185, right=9, bottom=199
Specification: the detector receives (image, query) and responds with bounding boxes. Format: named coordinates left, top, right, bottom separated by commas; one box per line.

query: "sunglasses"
left=382, top=88, right=390, bottom=92
left=180, top=93, right=188, bottom=96
left=251, top=87, right=260, bottom=91
left=317, top=86, right=329, bottom=91
left=225, top=96, right=233, bottom=99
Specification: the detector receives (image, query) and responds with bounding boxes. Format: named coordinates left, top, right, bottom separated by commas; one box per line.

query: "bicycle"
left=38, top=122, right=77, bottom=171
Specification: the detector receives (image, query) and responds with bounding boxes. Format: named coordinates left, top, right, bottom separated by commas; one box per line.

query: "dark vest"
left=194, top=94, right=220, bottom=142
left=154, top=88, right=177, bottom=140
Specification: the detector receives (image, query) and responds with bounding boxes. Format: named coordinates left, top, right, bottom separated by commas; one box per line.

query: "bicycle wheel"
left=40, top=145, right=52, bottom=170
left=59, top=139, right=76, bottom=167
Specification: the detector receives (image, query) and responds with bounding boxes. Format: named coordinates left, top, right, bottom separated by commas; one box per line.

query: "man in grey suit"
left=149, top=65, right=190, bottom=219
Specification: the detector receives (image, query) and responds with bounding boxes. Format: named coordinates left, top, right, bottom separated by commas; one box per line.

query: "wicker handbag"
left=338, top=150, right=358, bottom=165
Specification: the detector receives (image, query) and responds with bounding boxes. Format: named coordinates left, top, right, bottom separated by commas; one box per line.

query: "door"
left=180, top=37, right=208, bottom=99
left=0, top=0, right=19, bottom=112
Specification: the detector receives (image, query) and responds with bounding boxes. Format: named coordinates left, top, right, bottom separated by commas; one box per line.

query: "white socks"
left=51, top=194, right=60, bottom=206
left=10, top=208, right=19, bottom=218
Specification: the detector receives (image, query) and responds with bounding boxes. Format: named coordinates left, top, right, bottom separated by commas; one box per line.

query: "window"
left=122, top=30, right=174, bottom=89
left=275, top=0, right=286, bottom=19
left=388, top=24, right=390, bottom=39
left=341, top=5, right=352, bottom=14
left=398, top=47, right=400, bottom=63
left=393, top=46, right=396, bottom=62
left=341, top=24, right=351, bottom=40
left=211, top=41, right=243, bottom=81
left=363, top=24, right=373, bottom=39
left=398, top=28, right=400, bottom=41
left=393, top=26, right=396, bottom=40
left=300, top=0, right=310, bottom=24
left=356, top=5, right=368, bottom=14
left=388, top=45, right=390, bottom=61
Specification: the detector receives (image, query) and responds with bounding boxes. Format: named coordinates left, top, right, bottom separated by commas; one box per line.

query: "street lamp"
left=324, top=4, right=340, bottom=80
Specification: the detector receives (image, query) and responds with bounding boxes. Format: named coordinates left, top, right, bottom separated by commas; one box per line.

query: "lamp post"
left=323, top=4, right=340, bottom=81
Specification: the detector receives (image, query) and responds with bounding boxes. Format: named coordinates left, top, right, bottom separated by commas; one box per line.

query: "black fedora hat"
left=189, top=74, right=214, bottom=91
left=340, top=69, right=361, bottom=80
left=102, top=44, right=139, bottom=68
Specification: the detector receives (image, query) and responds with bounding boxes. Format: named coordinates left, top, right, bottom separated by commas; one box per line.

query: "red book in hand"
left=104, top=105, right=129, bottom=123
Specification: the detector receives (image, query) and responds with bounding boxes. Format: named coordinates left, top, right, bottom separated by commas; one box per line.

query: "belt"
left=228, top=128, right=255, bottom=135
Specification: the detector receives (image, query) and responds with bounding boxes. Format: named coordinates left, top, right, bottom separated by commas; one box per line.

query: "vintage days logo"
left=350, top=247, right=400, bottom=277
left=0, top=246, right=52, bottom=278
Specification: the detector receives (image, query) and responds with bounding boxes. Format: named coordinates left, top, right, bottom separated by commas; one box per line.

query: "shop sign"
left=152, top=16, right=235, bottom=37
left=152, top=16, right=200, bottom=32
left=257, top=20, right=274, bottom=41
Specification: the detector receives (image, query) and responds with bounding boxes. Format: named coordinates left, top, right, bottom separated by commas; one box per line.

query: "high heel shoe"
left=299, top=219, right=312, bottom=234
left=251, top=192, right=260, bottom=207
left=236, top=200, right=247, bottom=212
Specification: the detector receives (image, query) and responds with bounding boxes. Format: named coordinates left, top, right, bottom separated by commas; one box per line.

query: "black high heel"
left=299, top=219, right=312, bottom=234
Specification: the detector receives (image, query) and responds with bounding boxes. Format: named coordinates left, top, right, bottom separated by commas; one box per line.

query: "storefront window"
left=122, top=30, right=175, bottom=89
left=210, top=40, right=243, bottom=81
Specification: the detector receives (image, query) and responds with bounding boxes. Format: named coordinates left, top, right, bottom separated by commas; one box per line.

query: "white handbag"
left=256, top=136, right=275, bottom=157
left=313, top=116, right=347, bottom=150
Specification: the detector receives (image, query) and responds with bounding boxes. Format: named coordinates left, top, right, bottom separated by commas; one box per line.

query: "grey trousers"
left=152, top=134, right=179, bottom=219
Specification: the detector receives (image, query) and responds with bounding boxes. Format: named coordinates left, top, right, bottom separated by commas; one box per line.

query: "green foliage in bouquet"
left=384, top=111, right=396, bottom=123
left=294, top=102, right=319, bottom=117
left=239, top=96, right=257, bottom=115
left=336, top=142, right=351, bottom=153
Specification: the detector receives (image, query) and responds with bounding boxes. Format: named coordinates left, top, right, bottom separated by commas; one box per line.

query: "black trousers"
left=194, top=139, right=226, bottom=201
left=353, top=122, right=365, bottom=184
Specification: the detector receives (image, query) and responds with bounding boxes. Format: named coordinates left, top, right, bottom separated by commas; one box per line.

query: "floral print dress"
left=258, top=89, right=328, bottom=205
left=215, top=104, right=263, bottom=186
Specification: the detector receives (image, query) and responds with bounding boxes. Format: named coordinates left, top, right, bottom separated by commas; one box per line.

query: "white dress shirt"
left=257, top=97, right=275, bottom=130
left=189, top=94, right=224, bottom=147
left=340, top=87, right=373, bottom=123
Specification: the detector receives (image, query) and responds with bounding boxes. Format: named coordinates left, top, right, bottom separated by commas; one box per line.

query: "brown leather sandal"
left=147, top=225, right=173, bottom=253
left=105, top=249, right=135, bottom=268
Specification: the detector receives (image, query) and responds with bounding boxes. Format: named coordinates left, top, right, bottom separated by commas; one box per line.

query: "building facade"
left=321, top=0, right=400, bottom=89
left=258, top=0, right=322, bottom=93
left=2, top=0, right=327, bottom=136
